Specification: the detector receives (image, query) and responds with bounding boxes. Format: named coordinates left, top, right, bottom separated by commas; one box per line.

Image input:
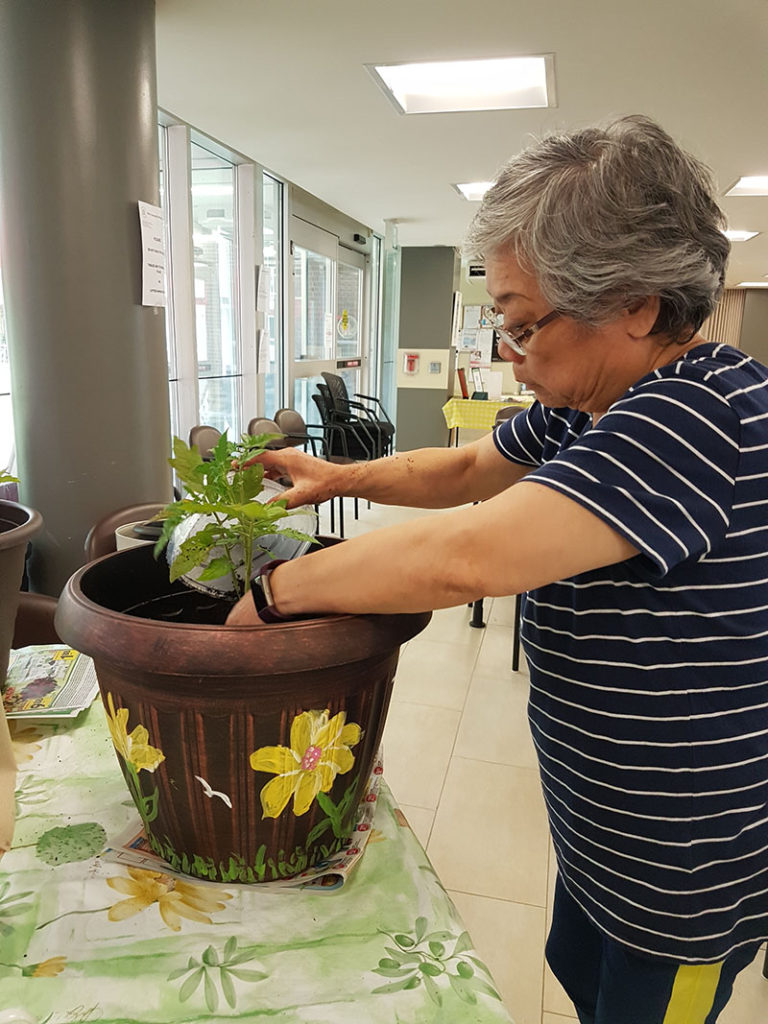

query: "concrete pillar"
left=0, top=0, right=172, bottom=594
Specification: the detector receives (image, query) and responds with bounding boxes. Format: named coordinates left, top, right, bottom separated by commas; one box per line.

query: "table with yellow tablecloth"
left=441, top=396, right=534, bottom=445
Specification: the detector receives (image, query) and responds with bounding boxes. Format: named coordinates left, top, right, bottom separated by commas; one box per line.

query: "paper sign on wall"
left=138, top=201, right=166, bottom=307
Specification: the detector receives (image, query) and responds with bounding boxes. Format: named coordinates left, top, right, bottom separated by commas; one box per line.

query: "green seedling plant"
left=0, top=470, right=18, bottom=486
left=154, top=432, right=315, bottom=599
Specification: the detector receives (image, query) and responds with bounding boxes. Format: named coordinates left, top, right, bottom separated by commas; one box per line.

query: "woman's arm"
left=246, top=431, right=532, bottom=511
left=227, top=478, right=639, bottom=623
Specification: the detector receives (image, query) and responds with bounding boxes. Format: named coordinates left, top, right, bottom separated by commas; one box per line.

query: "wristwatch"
left=250, top=559, right=290, bottom=623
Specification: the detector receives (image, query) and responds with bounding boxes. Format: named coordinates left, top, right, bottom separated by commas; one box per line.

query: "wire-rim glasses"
left=480, top=305, right=561, bottom=356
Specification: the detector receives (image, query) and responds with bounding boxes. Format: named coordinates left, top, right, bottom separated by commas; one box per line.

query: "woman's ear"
left=624, top=295, right=661, bottom=338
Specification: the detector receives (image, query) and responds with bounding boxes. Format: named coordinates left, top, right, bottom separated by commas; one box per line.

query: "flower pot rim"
left=56, top=546, right=431, bottom=675
left=0, top=498, right=43, bottom=549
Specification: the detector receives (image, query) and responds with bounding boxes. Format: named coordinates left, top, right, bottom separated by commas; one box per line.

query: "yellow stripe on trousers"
left=661, top=962, right=723, bottom=1024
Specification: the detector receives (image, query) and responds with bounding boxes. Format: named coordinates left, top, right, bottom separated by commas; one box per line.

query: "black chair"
left=313, top=386, right=379, bottom=461
left=320, top=372, right=395, bottom=457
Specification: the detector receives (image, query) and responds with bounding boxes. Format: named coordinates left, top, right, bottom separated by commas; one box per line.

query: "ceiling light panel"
left=453, top=181, right=494, bottom=201
left=725, top=177, right=768, bottom=197
left=368, top=56, right=556, bottom=115
left=724, top=229, right=759, bottom=241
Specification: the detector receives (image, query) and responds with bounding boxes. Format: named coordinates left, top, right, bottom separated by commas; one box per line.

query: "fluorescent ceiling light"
left=367, top=56, right=555, bottom=115
left=724, top=229, right=759, bottom=241
left=725, top=176, right=768, bottom=197
left=737, top=281, right=768, bottom=288
left=453, top=181, right=494, bottom=201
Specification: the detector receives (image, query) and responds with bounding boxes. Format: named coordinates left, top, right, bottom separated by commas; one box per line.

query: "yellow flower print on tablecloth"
left=105, top=693, right=164, bottom=772
left=250, top=709, right=361, bottom=818
left=106, top=866, right=232, bottom=932
left=9, top=722, right=44, bottom=764
left=22, top=955, right=67, bottom=977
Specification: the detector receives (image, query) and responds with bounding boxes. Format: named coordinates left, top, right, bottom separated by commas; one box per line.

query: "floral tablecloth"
left=1, top=703, right=514, bottom=1024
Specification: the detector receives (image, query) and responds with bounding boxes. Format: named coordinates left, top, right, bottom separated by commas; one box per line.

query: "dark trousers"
left=546, top=875, right=763, bottom=1024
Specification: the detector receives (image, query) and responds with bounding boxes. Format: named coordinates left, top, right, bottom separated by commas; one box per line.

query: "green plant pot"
left=56, top=542, right=430, bottom=883
left=0, top=499, right=44, bottom=686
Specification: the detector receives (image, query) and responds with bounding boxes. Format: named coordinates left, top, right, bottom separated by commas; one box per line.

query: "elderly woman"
left=229, top=115, right=768, bottom=1023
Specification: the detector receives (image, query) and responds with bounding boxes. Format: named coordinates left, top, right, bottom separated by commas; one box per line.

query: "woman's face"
left=483, top=252, right=646, bottom=414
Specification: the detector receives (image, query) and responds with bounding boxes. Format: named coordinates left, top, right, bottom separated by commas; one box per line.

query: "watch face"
left=167, top=479, right=317, bottom=598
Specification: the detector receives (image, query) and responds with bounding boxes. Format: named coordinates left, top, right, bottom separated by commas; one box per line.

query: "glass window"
left=158, top=124, right=179, bottom=444
left=336, top=259, right=363, bottom=396
left=262, top=173, right=283, bottom=418
left=293, top=246, right=334, bottom=363
left=190, top=141, right=240, bottom=435
left=336, top=261, right=362, bottom=360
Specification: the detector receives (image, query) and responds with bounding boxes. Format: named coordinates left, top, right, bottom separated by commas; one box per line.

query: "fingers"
left=226, top=593, right=262, bottom=626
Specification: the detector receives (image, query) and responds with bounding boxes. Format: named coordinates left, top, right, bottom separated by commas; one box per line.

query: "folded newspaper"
left=3, top=644, right=99, bottom=719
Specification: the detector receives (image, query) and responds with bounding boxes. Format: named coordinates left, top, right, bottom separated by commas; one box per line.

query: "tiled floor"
left=319, top=496, right=768, bottom=1024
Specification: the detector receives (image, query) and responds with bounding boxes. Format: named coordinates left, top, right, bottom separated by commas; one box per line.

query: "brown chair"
left=273, top=407, right=362, bottom=536
left=12, top=592, right=61, bottom=648
left=188, top=424, right=222, bottom=461
left=246, top=418, right=287, bottom=449
left=84, top=502, right=167, bottom=562
left=494, top=403, right=527, bottom=427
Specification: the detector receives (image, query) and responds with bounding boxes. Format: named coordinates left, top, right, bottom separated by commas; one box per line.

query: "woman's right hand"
left=239, top=448, right=346, bottom=509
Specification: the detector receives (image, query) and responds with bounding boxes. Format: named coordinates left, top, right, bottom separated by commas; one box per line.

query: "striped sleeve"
left=492, top=401, right=548, bottom=465
left=521, top=373, right=740, bottom=578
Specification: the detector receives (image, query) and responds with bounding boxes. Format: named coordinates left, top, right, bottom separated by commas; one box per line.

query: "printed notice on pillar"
left=138, top=200, right=166, bottom=307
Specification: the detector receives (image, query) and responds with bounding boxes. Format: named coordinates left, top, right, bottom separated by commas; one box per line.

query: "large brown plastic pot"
left=56, top=542, right=429, bottom=883
left=0, top=499, right=43, bottom=686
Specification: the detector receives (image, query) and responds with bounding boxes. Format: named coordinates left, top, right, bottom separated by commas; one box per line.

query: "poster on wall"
left=469, top=328, right=494, bottom=367
left=138, top=201, right=166, bottom=307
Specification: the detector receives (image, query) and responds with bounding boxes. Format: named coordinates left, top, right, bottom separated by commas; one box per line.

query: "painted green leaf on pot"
left=249, top=708, right=361, bottom=818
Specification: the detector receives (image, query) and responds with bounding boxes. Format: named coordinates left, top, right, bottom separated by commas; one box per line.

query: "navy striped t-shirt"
left=493, top=342, right=768, bottom=963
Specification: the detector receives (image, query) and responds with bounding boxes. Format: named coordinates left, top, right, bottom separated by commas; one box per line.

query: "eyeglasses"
left=480, top=305, right=561, bottom=356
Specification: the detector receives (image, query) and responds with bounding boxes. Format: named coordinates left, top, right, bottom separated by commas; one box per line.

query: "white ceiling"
left=155, top=0, right=768, bottom=288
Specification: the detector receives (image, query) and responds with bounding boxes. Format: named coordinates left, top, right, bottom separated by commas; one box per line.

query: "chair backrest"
left=494, top=404, right=527, bottom=427
left=84, top=502, right=167, bottom=562
left=320, top=372, right=352, bottom=420
left=13, top=591, right=61, bottom=648
left=246, top=417, right=288, bottom=449
left=273, top=408, right=307, bottom=446
left=188, top=424, right=222, bottom=461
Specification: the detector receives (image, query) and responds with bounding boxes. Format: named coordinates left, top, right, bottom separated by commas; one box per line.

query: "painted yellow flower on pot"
left=250, top=709, right=361, bottom=818
left=105, top=693, right=165, bottom=773
left=106, top=866, right=232, bottom=932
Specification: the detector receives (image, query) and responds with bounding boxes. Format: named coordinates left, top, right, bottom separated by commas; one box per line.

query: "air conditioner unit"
left=467, top=262, right=485, bottom=280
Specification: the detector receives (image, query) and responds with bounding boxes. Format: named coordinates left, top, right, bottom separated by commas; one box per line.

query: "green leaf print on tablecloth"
left=36, top=822, right=107, bottom=865
left=372, top=915, right=503, bottom=1007
left=168, top=936, right=268, bottom=1011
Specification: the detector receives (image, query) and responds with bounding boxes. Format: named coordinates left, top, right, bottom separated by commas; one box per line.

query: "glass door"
left=288, top=218, right=338, bottom=426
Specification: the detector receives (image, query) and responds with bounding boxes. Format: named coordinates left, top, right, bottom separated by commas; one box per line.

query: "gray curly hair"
left=463, top=115, right=729, bottom=343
